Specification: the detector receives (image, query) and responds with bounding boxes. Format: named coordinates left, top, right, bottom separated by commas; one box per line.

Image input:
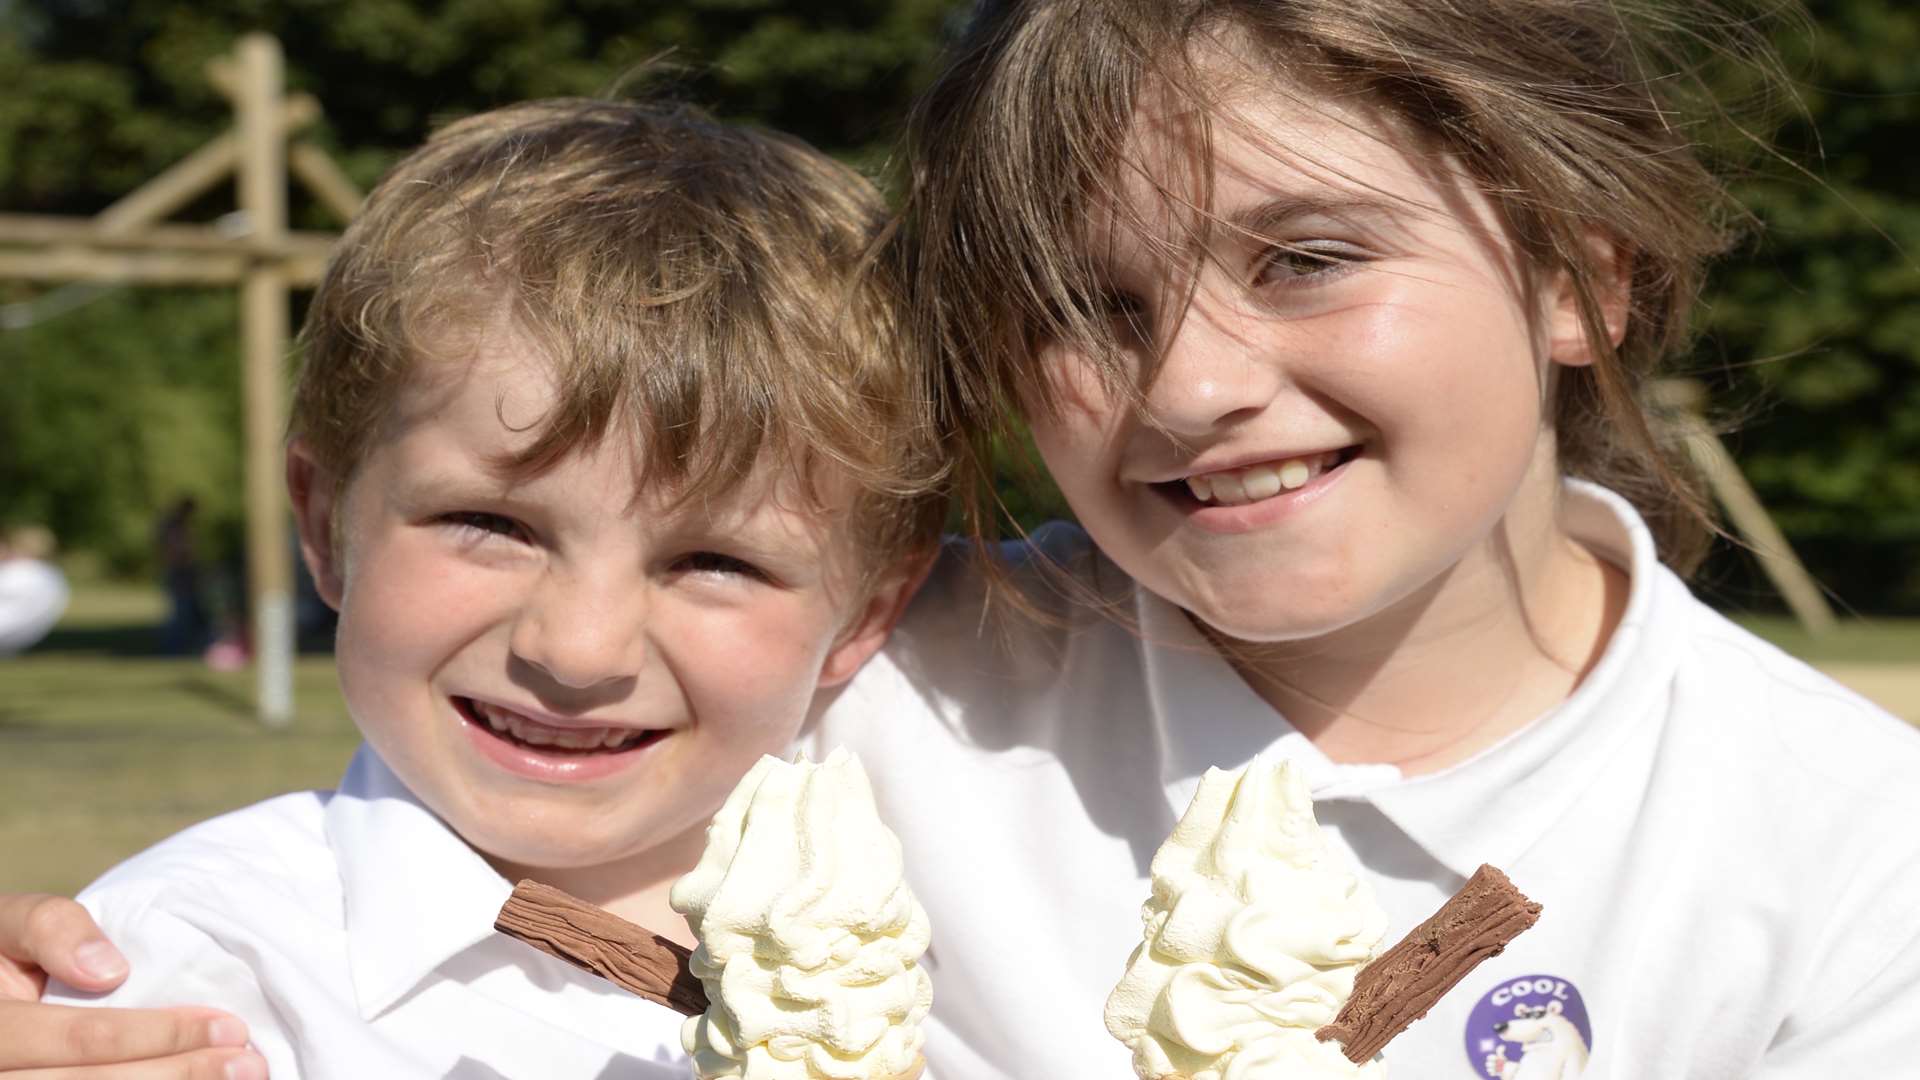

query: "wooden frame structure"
left=0, top=34, right=361, bottom=725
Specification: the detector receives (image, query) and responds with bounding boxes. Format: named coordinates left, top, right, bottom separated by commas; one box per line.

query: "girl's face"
left=1027, top=73, right=1598, bottom=646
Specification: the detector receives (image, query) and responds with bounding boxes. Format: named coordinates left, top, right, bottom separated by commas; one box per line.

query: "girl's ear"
left=816, top=552, right=937, bottom=688
left=286, top=440, right=345, bottom=611
left=1547, top=235, right=1630, bottom=367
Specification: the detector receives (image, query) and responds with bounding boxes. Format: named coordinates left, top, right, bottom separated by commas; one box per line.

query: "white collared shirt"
left=806, top=482, right=1920, bottom=1079
left=47, top=750, right=689, bottom=1079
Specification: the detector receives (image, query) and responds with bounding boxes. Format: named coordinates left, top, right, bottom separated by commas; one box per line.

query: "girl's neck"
left=1207, top=495, right=1630, bottom=776
left=485, top=822, right=706, bottom=948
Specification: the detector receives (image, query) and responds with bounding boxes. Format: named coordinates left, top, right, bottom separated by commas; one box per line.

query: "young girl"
left=6, top=2, right=1918, bottom=1077
left=818, top=0, right=1919, bottom=1074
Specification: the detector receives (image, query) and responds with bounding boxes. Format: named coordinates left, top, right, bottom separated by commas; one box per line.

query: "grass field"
left=1, top=583, right=357, bottom=894
left=2, top=579, right=1915, bottom=896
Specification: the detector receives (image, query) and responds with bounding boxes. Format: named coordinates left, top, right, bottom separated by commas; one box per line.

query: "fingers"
left=0, top=1002, right=255, bottom=1073
left=0, top=896, right=126, bottom=995
left=3, top=1043, right=267, bottom=1080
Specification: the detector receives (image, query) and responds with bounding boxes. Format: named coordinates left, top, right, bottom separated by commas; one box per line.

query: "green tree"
left=1693, top=0, right=1920, bottom=610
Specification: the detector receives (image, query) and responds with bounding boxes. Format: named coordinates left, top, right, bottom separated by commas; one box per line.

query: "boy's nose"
left=1142, top=300, right=1283, bottom=438
left=508, top=569, right=647, bottom=690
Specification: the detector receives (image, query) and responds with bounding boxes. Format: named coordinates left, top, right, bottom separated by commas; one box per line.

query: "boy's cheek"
left=668, top=602, right=841, bottom=711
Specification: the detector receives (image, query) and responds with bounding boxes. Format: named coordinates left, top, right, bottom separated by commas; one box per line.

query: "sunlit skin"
left=1028, top=58, right=1629, bottom=774
left=289, top=312, right=915, bottom=943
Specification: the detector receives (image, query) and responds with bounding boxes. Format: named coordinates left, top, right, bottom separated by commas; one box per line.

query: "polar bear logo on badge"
left=1483, top=1000, right=1589, bottom=1079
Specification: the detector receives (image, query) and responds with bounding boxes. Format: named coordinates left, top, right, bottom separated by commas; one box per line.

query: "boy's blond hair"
left=295, top=97, right=948, bottom=591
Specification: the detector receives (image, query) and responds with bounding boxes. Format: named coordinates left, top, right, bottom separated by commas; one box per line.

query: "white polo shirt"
left=806, top=482, right=1920, bottom=1078
left=47, top=749, right=689, bottom=1079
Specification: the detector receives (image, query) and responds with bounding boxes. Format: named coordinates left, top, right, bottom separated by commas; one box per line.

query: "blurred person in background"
left=0, top=525, right=69, bottom=656
left=152, top=496, right=207, bottom=655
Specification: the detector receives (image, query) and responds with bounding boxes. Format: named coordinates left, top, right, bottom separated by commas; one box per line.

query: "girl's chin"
left=1174, top=587, right=1369, bottom=646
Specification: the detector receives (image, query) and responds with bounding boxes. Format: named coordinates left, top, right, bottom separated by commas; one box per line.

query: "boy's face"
left=290, top=318, right=909, bottom=878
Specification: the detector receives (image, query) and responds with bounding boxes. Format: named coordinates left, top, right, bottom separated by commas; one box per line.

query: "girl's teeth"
left=1241, top=465, right=1282, bottom=501
left=1184, top=453, right=1337, bottom=506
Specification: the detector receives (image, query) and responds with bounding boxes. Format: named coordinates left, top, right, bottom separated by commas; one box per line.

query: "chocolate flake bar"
left=494, top=879, right=709, bottom=1017
left=1316, top=863, right=1541, bottom=1063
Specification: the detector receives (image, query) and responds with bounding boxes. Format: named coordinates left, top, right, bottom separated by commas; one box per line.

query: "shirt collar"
left=1365, top=481, right=1688, bottom=878
left=325, top=745, right=514, bottom=1019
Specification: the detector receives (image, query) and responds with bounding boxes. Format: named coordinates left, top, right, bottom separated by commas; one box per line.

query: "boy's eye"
left=1253, top=241, right=1363, bottom=285
left=672, top=551, right=771, bottom=583
left=439, top=511, right=529, bottom=543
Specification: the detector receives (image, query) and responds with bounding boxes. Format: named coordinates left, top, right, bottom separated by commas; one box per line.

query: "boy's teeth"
left=1183, top=453, right=1337, bottom=506
left=473, top=701, right=640, bottom=752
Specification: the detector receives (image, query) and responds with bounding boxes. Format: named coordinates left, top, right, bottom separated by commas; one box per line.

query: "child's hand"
left=0, top=893, right=267, bottom=1077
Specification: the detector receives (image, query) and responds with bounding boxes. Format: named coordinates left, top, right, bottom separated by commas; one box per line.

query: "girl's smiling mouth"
left=1158, top=445, right=1361, bottom=512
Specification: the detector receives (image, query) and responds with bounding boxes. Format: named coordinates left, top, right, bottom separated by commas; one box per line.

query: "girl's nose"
left=1142, top=300, right=1283, bottom=437
left=508, top=567, right=647, bottom=690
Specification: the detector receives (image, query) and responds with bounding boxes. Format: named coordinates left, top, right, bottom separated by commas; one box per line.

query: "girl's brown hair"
left=902, top=0, right=1793, bottom=573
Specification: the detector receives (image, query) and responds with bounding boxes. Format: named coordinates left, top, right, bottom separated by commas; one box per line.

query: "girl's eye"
left=1254, top=241, right=1363, bottom=285
left=1038, top=287, right=1151, bottom=345
left=673, top=551, right=771, bottom=583
left=439, top=511, right=528, bottom=543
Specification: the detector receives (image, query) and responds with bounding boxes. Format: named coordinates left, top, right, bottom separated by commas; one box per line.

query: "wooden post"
left=236, top=33, right=296, bottom=727
left=1653, top=379, right=1838, bottom=635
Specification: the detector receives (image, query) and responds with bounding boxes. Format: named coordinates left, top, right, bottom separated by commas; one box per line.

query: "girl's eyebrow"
left=1223, top=193, right=1402, bottom=238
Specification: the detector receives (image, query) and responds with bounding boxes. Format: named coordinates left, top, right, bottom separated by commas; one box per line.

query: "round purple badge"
left=1464, top=974, right=1592, bottom=1078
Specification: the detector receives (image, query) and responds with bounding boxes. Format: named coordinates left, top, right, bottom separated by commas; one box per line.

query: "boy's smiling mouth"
left=453, top=696, right=665, bottom=756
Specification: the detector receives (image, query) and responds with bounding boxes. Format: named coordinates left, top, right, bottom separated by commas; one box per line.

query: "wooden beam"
left=92, top=94, right=318, bottom=235
left=0, top=248, right=244, bottom=285
left=0, top=246, right=326, bottom=287
left=289, top=143, right=365, bottom=223
left=1652, top=379, right=1838, bottom=635
left=236, top=32, right=296, bottom=728
left=0, top=213, right=335, bottom=258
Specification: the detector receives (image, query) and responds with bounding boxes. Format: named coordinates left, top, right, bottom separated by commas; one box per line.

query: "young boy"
left=24, top=97, right=947, bottom=1079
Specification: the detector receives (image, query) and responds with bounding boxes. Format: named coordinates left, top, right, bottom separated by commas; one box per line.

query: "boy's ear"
left=816, top=552, right=937, bottom=689
left=286, top=439, right=345, bottom=611
left=1547, top=234, right=1630, bottom=368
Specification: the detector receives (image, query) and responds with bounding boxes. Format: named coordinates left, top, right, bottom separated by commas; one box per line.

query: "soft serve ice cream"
left=1105, top=755, right=1388, bottom=1079
left=669, top=749, right=932, bottom=1080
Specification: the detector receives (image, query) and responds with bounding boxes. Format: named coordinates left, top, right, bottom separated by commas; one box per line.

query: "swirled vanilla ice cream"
left=669, top=749, right=932, bottom=1080
left=1105, top=755, right=1388, bottom=1079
